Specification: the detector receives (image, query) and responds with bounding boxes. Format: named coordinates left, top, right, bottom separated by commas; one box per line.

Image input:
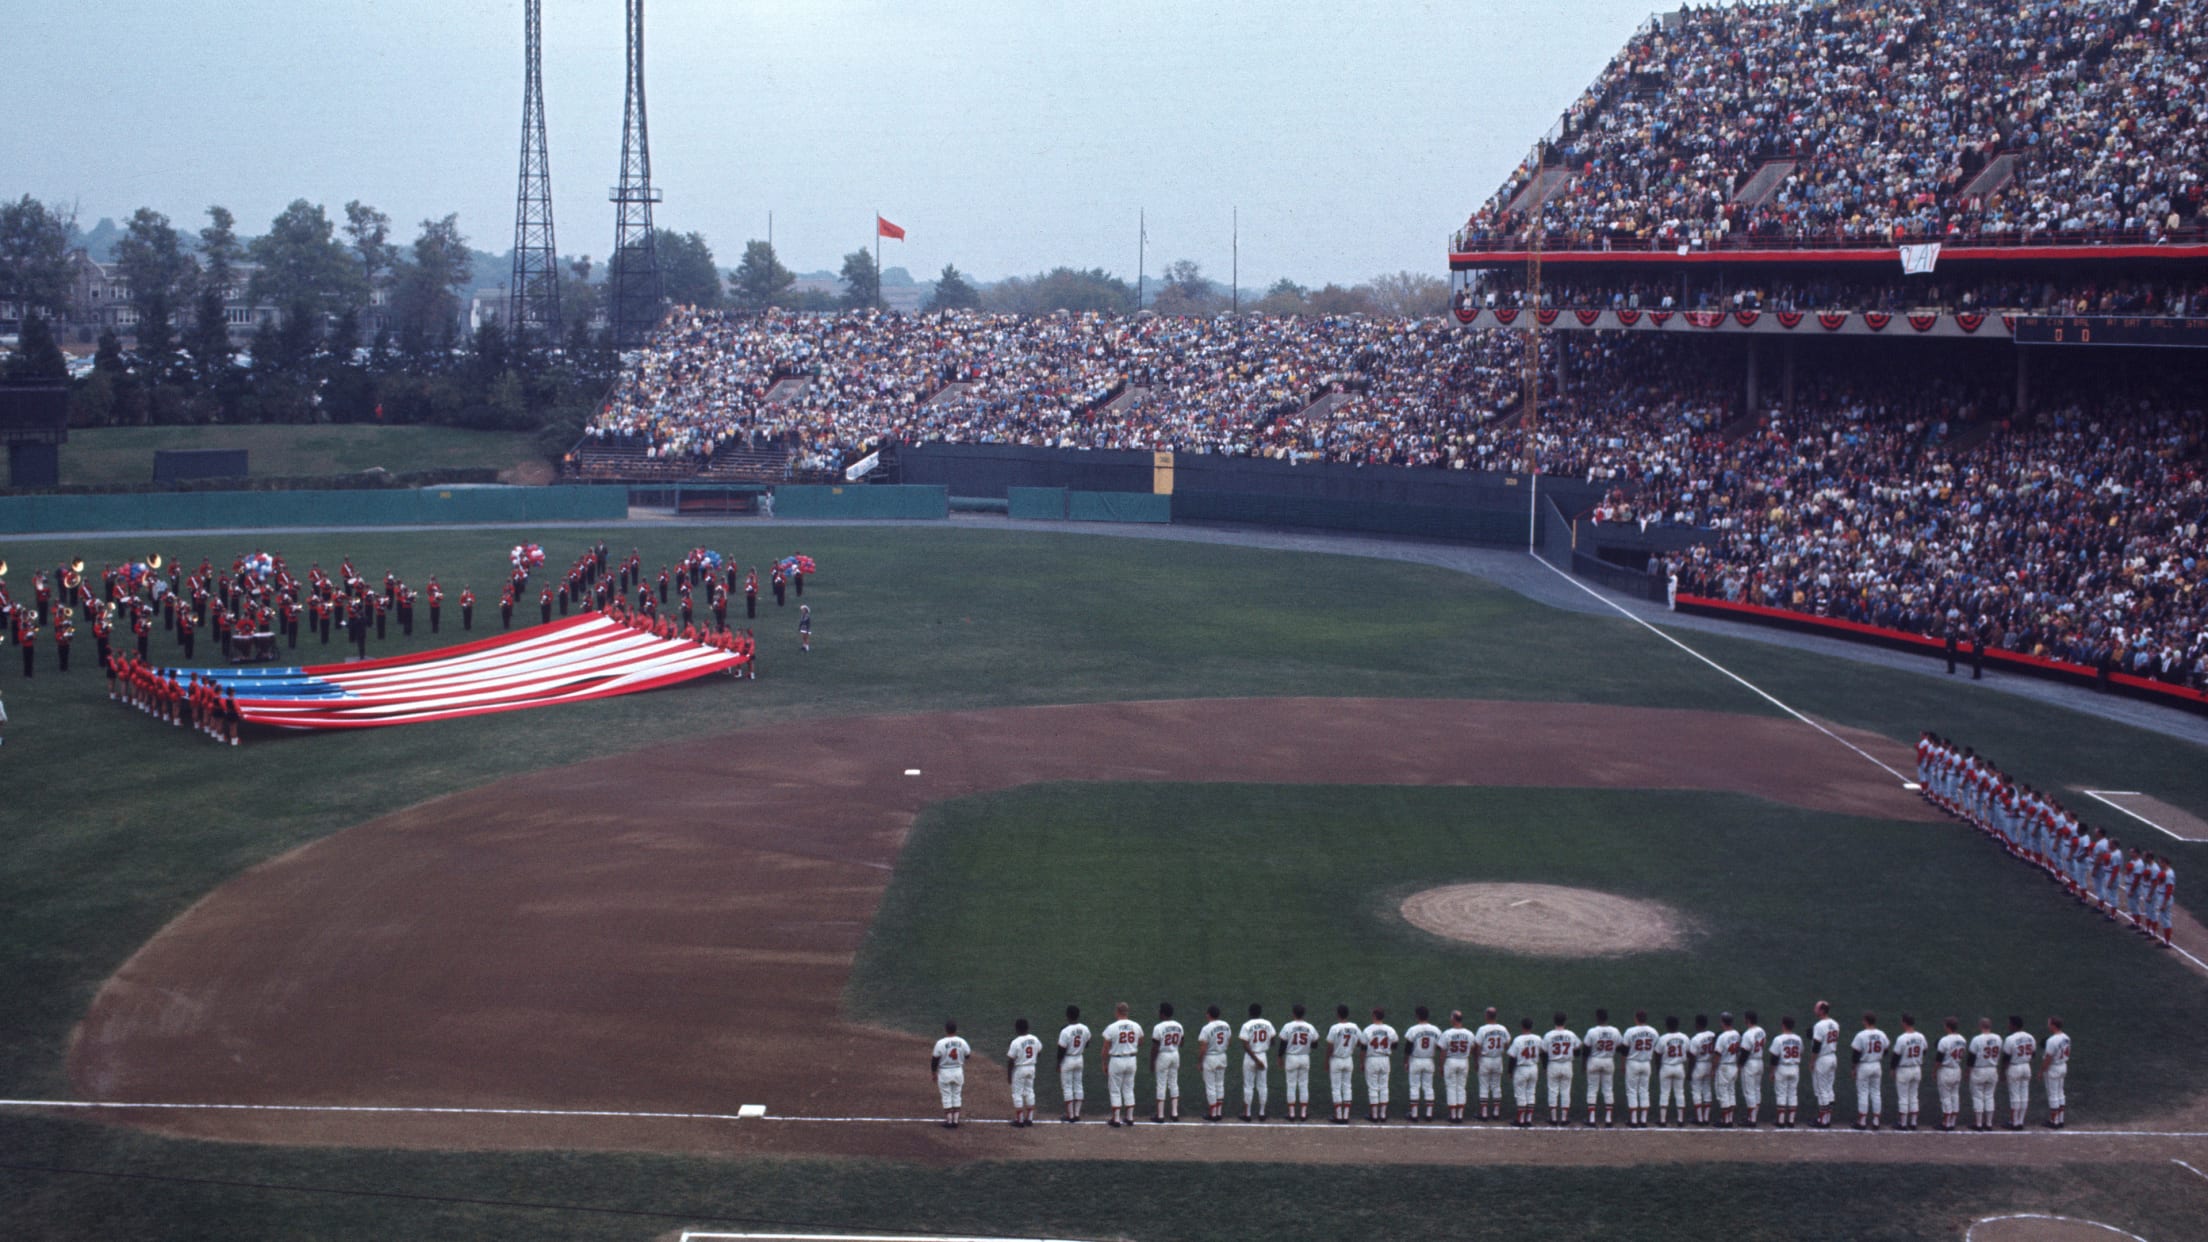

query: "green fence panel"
left=0, top=485, right=627, bottom=533
left=1067, top=491, right=1170, bottom=523
left=771, top=485, right=948, bottom=519
left=1170, top=491, right=1527, bottom=546
left=1006, top=487, right=1069, bottom=520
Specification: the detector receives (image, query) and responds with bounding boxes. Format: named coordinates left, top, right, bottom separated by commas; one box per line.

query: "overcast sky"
left=4, top=0, right=1666, bottom=287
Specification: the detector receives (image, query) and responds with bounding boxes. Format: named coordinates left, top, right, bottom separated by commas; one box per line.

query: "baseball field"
left=3, top=522, right=2207, bottom=1240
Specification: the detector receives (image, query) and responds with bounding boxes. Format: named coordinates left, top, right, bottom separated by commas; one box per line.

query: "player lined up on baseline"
left=933, top=999, right=2074, bottom=1133
left=1917, top=733, right=2178, bottom=946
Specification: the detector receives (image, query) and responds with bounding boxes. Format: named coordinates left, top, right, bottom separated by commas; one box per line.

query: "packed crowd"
left=1456, top=0, right=2208, bottom=252
left=1460, top=270, right=2208, bottom=317
left=938, top=998, right=2071, bottom=1133
left=582, top=309, right=1538, bottom=473
left=1917, top=733, right=2179, bottom=946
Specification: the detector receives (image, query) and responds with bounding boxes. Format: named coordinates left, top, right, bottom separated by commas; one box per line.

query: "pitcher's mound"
left=1967, top=1216, right=2146, bottom=1242
left=1400, top=883, right=1686, bottom=956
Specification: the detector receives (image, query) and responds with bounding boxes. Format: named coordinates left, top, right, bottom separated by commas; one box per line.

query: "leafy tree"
left=984, top=267, right=1131, bottom=315
left=784, top=287, right=839, bottom=313
left=275, top=298, right=322, bottom=371
left=1307, top=282, right=1379, bottom=316
left=248, top=199, right=365, bottom=319
left=1365, top=270, right=1449, bottom=318
left=327, top=305, right=360, bottom=360
left=4, top=312, right=66, bottom=379
left=198, top=206, right=244, bottom=291
left=1152, top=259, right=1224, bottom=316
left=94, top=326, right=127, bottom=374
left=927, top=263, right=981, bottom=311
left=112, top=207, right=196, bottom=371
left=184, top=284, right=234, bottom=383
left=655, top=229, right=721, bottom=308
left=1253, top=278, right=1310, bottom=316
left=728, top=240, right=795, bottom=312
left=342, top=200, right=397, bottom=291
left=390, top=214, right=472, bottom=361
left=248, top=318, right=283, bottom=377
left=839, top=247, right=880, bottom=310
left=0, top=195, right=75, bottom=318
left=473, top=319, right=509, bottom=379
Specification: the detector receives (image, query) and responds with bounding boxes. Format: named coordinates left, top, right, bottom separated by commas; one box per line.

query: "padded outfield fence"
left=0, top=484, right=628, bottom=533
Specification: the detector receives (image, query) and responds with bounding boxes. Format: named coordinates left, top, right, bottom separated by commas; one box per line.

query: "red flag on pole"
left=876, top=216, right=905, bottom=240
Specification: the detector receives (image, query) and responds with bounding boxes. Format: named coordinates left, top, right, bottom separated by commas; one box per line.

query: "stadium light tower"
left=608, top=0, right=664, bottom=348
left=508, top=0, right=562, bottom=349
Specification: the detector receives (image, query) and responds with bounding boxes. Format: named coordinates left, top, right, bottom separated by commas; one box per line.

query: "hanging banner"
left=1899, top=243, right=1942, bottom=275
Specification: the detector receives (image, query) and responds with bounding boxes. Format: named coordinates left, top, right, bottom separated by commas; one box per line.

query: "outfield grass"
left=1, top=523, right=2204, bottom=1238
left=54, top=425, right=547, bottom=486
left=854, top=782, right=2204, bottom=1123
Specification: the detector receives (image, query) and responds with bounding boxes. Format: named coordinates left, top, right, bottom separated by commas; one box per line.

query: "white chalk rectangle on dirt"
left=736, top=1104, right=766, bottom=1118
left=904, top=768, right=922, bottom=776
left=2077, top=789, right=2208, bottom=842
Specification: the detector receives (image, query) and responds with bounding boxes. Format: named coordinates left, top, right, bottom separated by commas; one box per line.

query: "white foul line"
left=1529, top=557, right=1911, bottom=784
left=2080, top=790, right=2190, bottom=843
left=6, top=1098, right=2208, bottom=1140
left=2175, top=1158, right=2208, bottom=1184
left=683, top=1235, right=1089, bottom=1242
left=1966, top=1216, right=2147, bottom=1242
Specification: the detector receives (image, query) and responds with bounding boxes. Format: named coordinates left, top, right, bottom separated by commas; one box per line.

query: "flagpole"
left=1232, top=206, right=1239, bottom=316
left=874, top=210, right=881, bottom=312
left=1137, top=209, right=1145, bottom=314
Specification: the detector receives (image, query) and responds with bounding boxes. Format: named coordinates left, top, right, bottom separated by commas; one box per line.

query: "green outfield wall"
left=0, top=485, right=628, bottom=534
left=770, top=484, right=949, bottom=519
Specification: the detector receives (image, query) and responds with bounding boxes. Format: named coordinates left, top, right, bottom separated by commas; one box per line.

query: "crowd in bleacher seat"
left=1456, top=0, right=2208, bottom=254
left=581, top=309, right=1542, bottom=474
left=1461, top=272, right=2208, bottom=317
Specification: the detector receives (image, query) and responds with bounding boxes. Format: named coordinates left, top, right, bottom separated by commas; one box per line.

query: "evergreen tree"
left=4, top=312, right=66, bottom=379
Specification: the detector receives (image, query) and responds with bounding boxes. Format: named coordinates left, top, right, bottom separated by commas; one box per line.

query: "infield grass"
left=854, top=782, right=2205, bottom=1123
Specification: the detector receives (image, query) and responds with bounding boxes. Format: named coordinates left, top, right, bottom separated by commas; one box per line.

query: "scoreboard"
left=2011, top=315, right=2208, bottom=349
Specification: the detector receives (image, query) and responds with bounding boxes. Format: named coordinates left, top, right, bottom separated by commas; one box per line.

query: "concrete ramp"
left=924, top=381, right=974, bottom=407
left=1963, top=153, right=2019, bottom=200
left=1295, top=391, right=1358, bottom=423
left=1099, top=386, right=1148, bottom=418
left=764, top=377, right=809, bottom=404
left=1731, top=159, right=1797, bottom=207
left=1508, top=166, right=1571, bottom=214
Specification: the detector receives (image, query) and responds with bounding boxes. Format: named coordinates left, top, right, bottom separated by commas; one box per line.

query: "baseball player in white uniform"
left=1890, top=1014, right=1927, bottom=1131
left=1582, top=1008, right=1622, bottom=1128
left=1935, top=1017, right=1968, bottom=1131
left=1475, top=1007, right=1512, bottom=1122
left=1149, top=1002, right=1183, bottom=1123
left=1654, top=1017, right=1690, bottom=1127
left=2041, top=1016, right=2070, bottom=1129
left=1442, top=1011, right=1476, bottom=1124
left=1849, top=1012, right=1888, bottom=1129
left=1006, top=1017, right=1042, bottom=1127
left=1278, top=1004, right=1318, bottom=1122
left=1769, top=1016, right=1804, bottom=1128
left=1236, top=1003, right=1275, bottom=1122
left=1737, top=1011, right=1767, bottom=1126
left=1810, top=1000, right=1842, bottom=1128
left=1542, top=1014, right=1581, bottom=1126
left=2001, top=1016, right=2037, bottom=1131
left=1196, top=1005, right=1231, bottom=1122
left=1507, top=1018, right=1543, bottom=1128
left=1712, top=1013, right=1741, bottom=1127
left=1403, top=1007, right=1443, bottom=1122
left=931, top=1020, right=971, bottom=1129
left=1968, top=1018, right=2004, bottom=1131
left=1326, top=1005, right=1361, bottom=1124
left=1099, top=1002, right=1144, bottom=1127
left=1621, top=1011, right=1658, bottom=1128
left=1056, top=1005, right=1091, bottom=1122
left=1687, top=1014, right=1716, bottom=1125
left=1360, top=1008, right=1398, bottom=1122
left=2154, top=861, right=2177, bottom=947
